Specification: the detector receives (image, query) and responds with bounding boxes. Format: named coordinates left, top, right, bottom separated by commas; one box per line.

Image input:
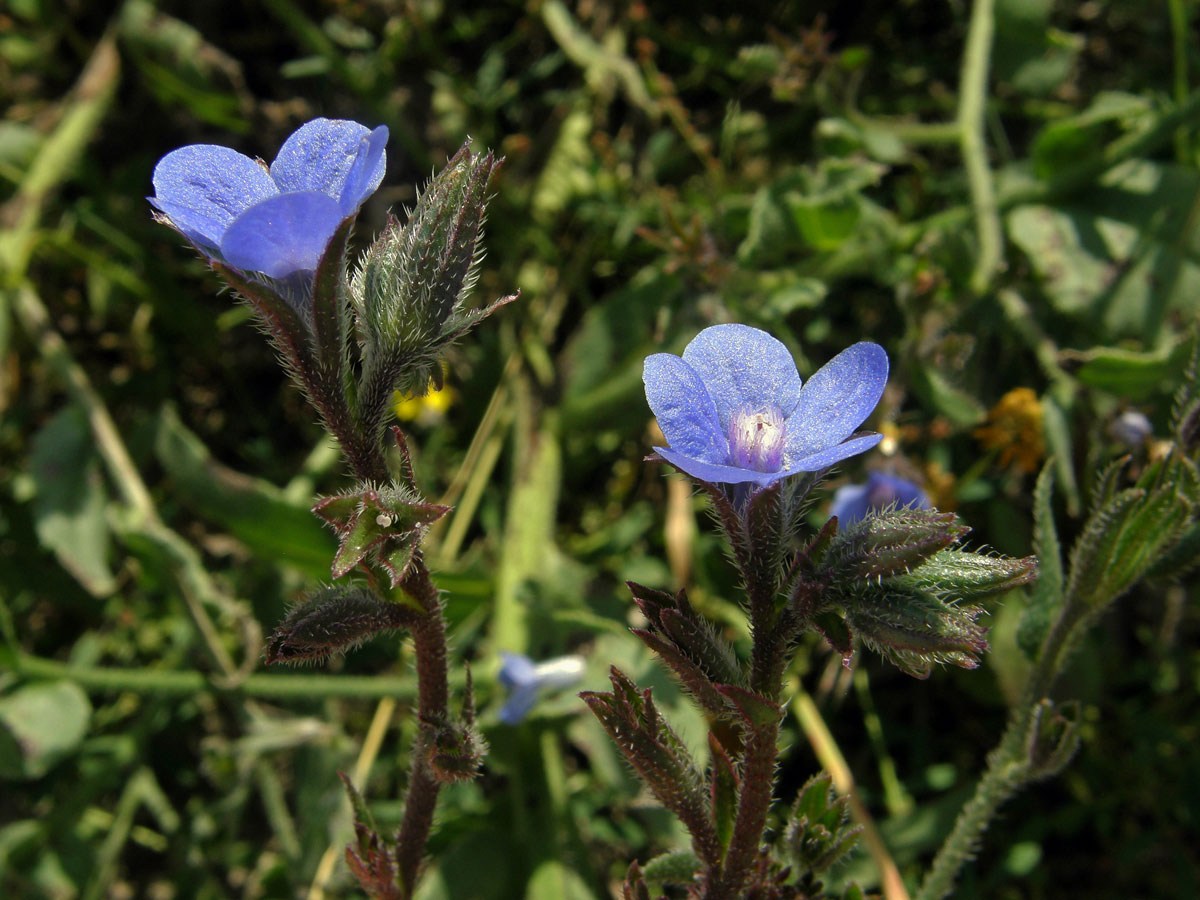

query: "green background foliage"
left=1, top=1, right=1197, bottom=898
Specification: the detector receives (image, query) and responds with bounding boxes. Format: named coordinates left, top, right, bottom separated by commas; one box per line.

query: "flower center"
left=728, top=405, right=787, bottom=472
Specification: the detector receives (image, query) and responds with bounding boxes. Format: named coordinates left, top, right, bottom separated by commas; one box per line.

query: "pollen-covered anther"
left=728, top=405, right=787, bottom=473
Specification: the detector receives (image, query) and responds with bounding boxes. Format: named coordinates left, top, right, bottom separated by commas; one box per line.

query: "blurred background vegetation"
left=1, top=1, right=1197, bottom=898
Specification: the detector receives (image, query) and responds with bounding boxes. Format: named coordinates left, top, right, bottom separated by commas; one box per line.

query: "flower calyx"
left=426, top=715, right=488, bottom=784
left=313, top=483, right=450, bottom=587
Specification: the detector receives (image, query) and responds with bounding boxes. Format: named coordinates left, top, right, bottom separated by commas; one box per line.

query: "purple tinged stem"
left=703, top=500, right=789, bottom=899
left=393, top=557, right=449, bottom=898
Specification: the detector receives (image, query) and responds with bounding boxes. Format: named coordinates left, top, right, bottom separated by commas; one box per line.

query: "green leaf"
left=1041, top=394, right=1081, bottom=516
left=29, top=405, right=116, bottom=596
left=1007, top=160, right=1200, bottom=341
left=153, top=405, right=334, bottom=579
left=1069, top=340, right=1191, bottom=398
left=737, top=159, right=887, bottom=264
left=641, top=849, right=701, bottom=885
left=525, top=859, right=599, bottom=900
left=908, top=364, right=987, bottom=427
left=1019, top=463, right=1063, bottom=658
left=1066, top=483, right=1193, bottom=609
left=0, top=681, right=91, bottom=779
left=785, top=772, right=862, bottom=876
left=708, top=734, right=738, bottom=851
left=994, top=0, right=1082, bottom=96
left=1031, top=93, right=1150, bottom=177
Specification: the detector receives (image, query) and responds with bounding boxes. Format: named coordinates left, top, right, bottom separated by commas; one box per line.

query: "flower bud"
left=427, top=718, right=488, bottom=783
left=264, top=585, right=417, bottom=665
left=784, top=772, right=862, bottom=876
left=845, top=585, right=988, bottom=679
left=352, top=144, right=516, bottom=433
left=826, top=507, right=968, bottom=580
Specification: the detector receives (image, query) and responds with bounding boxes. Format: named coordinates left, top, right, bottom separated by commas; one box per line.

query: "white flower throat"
left=728, top=404, right=786, bottom=472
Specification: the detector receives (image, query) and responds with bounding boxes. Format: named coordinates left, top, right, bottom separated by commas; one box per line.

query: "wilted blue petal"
left=643, top=353, right=727, bottom=465
left=221, top=191, right=345, bottom=278
left=654, top=445, right=783, bottom=487
left=151, top=144, right=277, bottom=248
left=788, top=432, right=884, bottom=472
left=785, top=342, right=888, bottom=461
left=682, top=324, right=802, bottom=431
left=337, top=125, right=390, bottom=216
left=271, top=119, right=384, bottom=209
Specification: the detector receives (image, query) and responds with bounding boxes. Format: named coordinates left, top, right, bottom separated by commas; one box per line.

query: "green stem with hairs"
left=917, top=593, right=1088, bottom=900
left=958, top=0, right=1002, bottom=295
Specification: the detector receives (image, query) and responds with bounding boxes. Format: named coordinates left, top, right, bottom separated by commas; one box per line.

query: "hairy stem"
left=958, top=0, right=1001, bottom=295
left=9, top=650, right=462, bottom=699
left=916, top=719, right=1028, bottom=900
left=704, top=716, right=780, bottom=899
left=703, top=556, right=785, bottom=898
left=917, top=596, right=1085, bottom=900
left=392, top=557, right=450, bottom=898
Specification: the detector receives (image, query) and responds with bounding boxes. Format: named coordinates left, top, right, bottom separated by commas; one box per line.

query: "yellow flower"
left=392, top=378, right=456, bottom=424
left=973, top=387, right=1044, bottom=474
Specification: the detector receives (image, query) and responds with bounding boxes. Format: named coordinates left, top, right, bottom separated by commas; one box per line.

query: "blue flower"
left=829, top=471, right=930, bottom=528
left=497, top=652, right=585, bottom=725
left=150, top=118, right=388, bottom=279
left=643, top=324, right=889, bottom=488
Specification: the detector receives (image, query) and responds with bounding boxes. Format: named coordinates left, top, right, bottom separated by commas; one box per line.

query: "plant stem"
left=703, top=561, right=785, bottom=898
left=1168, top=0, right=1191, bottom=163
left=11, top=650, right=457, bottom=699
left=958, top=0, right=1002, bottom=295
left=393, top=557, right=451, bottom=898
left=917, top=597, right=1086, bottom=900
left=915, top=718, right=1028, bottom=900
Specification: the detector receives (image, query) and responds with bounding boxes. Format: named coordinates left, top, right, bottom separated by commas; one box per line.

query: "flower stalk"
left=603, top=324, right=1044, bottom=899
left=152, top=124, right=511, bottom=900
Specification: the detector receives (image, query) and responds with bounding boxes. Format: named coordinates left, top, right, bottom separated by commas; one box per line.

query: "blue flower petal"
left=869, top=472, right=929, bottom=511
left=789, top=432, right=884, bottom=472
left=830, top=472, right=929, bottom=529
left=654, top=446, right=783, bottom=487
left=499, top=684, right=541, bottom=724
left=498, top=652, right=537, bottom=689
left=784, top=342, right=888, bottom=461
left=221, top=191, right=345, bottom=278
left=643, top=353, right=727, bottom=465
left=270, top=119, right=381, bottom=206
left=829, top=482, right=872, bottom=525
left=337, top=125, right=389, bottom=217
left=681, top=325, right=802, bottom=431
left=151, top=144, right=277, bottom=248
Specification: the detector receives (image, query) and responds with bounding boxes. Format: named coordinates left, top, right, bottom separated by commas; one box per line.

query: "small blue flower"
left=150, top=118, right=388, bottom=279
left=643, top=324, right=889, bottom=487
left=829, top=471, right=930, bottom=528
left=497, top=652, right=585, bottom=725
